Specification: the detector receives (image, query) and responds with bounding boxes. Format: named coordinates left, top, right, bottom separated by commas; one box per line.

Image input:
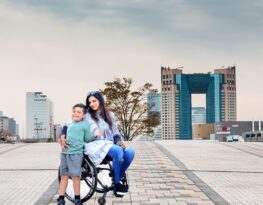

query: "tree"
left=0, top=130, right=12, bottom=142
left=100, top=77, right=160, bottom=141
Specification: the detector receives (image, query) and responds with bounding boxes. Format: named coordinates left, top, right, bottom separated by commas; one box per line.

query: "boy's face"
left=72, top=107, right=85, bottom=122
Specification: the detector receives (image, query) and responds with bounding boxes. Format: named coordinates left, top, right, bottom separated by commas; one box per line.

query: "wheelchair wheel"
left=98, top=196, right=106, bottom=205
left=58, top=156, right=97, bottom=202
left=96, top=164, right=114, bottom=193
left=85, top=163, right=113, bottom=193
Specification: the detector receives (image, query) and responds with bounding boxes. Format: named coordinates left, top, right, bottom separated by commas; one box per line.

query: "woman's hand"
left=117, top=141, right=126, bottom=149
left=95, top=130, right=104, bottom=137
left=58, top=135, right=68, bottom=151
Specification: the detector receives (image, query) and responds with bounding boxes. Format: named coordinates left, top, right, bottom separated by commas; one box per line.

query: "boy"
left=58, top=103, right=95, bottom=205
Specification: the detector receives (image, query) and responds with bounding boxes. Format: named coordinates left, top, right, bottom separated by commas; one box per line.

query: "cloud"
left=3, top=0, right=263, bottom=53
left=0, top=0, right=263, bottom=136
left=0, top=1, right=166, bottom=134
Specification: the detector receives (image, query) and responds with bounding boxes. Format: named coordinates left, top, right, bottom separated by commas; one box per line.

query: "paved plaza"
left=0, top=140, right=263, bottom=205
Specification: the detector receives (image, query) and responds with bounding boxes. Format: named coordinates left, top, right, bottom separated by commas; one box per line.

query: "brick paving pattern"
left=50, top=141, right=215, bottom=205
left=0, top=170, right=57, bottom=205
left=1, top=140, right=263, bottom=204
left=158, top=140, right=263, bottom=205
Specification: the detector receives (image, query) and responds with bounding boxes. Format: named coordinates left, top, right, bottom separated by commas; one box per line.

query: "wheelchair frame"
left=58, top=154, right=128, bottom=205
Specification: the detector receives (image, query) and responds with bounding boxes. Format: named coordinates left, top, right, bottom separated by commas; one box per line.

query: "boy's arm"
left=58, top=125, right=68, bottom=150
left=84, top=122, right=96, bottom=143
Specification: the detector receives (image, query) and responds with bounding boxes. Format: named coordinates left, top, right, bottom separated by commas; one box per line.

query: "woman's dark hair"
left=73, top=103, right=87, bottom=114
left=85, top=91, right=112, bottom=129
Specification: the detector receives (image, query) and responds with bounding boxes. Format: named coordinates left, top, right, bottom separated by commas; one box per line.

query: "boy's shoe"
left=115, top=183, right=128, bottom=196
left=57, top=198, right=65, bottom=205
left=74, top=198, right=83, bottom=205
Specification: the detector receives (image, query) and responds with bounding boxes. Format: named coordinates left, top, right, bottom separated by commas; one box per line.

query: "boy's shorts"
left=60, top=153, right=83, bottom=177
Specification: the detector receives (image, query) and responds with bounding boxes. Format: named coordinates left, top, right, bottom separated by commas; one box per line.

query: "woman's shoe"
left=121, top=175, right=129, bottom=190
left=114, top=183, right=128, bottom=196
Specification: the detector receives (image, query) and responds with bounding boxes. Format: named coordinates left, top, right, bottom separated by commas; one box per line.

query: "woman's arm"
left=110, top=112, right=126, bottom=148
left=85, top=113, right=104, bottom=137
left=84, top=122, right=96, bottom=142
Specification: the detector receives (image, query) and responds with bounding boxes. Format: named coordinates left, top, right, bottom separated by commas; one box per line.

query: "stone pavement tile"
left=196, top=202, right=216, bottom=205
left=194, top=172, right=263, bottom=205
left=156, top=140, right=263, bottom=172
left=0, top=170, right=57, bottom=205
left=155, top=140, right=263, bottom=205
left=0, top=143, right=60, bottom=170
left=172, top=202, right=188, bottom=205
left=222, top=142, right=263, bottom=158
left=49, top=141, right=215, bottom=205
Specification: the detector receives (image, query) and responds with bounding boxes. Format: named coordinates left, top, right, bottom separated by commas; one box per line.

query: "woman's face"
left=88, top=96, right=100, bottom=111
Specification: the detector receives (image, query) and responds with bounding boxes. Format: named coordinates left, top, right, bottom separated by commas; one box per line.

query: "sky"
left=0, top=0, right=262, bottom=137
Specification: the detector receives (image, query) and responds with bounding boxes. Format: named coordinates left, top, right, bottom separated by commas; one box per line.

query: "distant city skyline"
left=0, top=0, right=262, bottom=137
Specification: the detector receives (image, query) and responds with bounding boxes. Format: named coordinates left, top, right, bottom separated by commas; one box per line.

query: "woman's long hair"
left=86, top=91, right=112, bottom=129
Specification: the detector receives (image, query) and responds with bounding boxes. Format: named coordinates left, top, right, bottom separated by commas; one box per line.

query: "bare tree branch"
left=101, top=77, right=160, bottom=140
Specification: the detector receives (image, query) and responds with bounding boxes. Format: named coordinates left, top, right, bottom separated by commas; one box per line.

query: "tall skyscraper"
left=192, top=107, right=206, bottom=125
left=0, top=116, right=17, bottom=136
left=214, top=68, right=237, bottom=121
left=0, top=116, right=9, bottom=134
left=8, top=118, right=16, bottom=136
left=147, top=93, right=161, bottom=115
left=26, top=92, right=54, bottom=140
left=147, top=93, right=162, bottom=139
left=16, top=124, right=19, bottom=136
left=161, top=66, right=236, bottom=140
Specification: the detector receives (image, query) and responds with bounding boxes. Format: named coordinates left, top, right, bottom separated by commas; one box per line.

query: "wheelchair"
left=58, top=154, right=129, bottom=205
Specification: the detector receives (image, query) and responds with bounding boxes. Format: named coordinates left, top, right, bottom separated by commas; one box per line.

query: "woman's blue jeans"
left=107, top=144, right=135, bottom=184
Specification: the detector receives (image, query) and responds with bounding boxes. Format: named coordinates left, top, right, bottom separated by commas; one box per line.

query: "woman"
left=60, top=91, right=134, bottom=196
left=84, top=91, right=134, bottom=195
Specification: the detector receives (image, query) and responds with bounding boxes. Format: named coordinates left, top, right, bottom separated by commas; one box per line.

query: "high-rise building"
left=0, top=116, right=17, bottom=136
left=161, top=66, right=236, bottom=140
left=147, top=93, right=161, bottom=114
left=26, top=92, right=54, bottom=140
left=161, top=68, right=183, bottom=140
left=192, top=107, right=206, bottom=125
left=147, top=93, right=162, bottom=139
left=8, top=118, right=16, bottom=136
left=0, top=116, right=9, bottom=134
left=214, top=68, right=237, bottom=121
left=0, top=111, right=3, bottom=117
left=16, top=124, right=19, bottom=136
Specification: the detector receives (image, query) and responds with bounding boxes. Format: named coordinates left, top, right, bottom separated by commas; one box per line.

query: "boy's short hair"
left=73, top=103, right=87, bottom=114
